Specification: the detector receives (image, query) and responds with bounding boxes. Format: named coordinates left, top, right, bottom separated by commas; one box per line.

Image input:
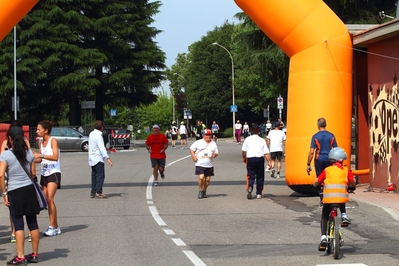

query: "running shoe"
left=7, top=255, right=27, bottom=265
left=271, top=170, right=275, bottom=178
left=247, top=187, right=253, bottom=200
left=27, top=233, right=31, bottom=242
left=256, top=194, right=262, bottom=199
left=54, top=227, right=62, bottom=235
left=160, top=172, right=165, bottom=179
left=154, top=181, right=159, bottom=186
left=198, top=190, right=203, bottom=199
left=44, top=226, right=60, bottom=237
left=95, top=193, right=108, bottom=199
left=26, top=253, right=38, bottom=263
left=202, top=190, right=207, bottom=198
left=276, top=173, right=280, bottom=179
left=10, top=234, right=16, bottom=243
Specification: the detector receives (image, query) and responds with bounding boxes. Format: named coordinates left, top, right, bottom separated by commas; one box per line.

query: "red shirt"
left=145, top=133, right=168, bottom=159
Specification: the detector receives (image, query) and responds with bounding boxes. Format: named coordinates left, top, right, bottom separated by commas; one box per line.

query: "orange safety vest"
left=322, top=166, right=349, bottom=204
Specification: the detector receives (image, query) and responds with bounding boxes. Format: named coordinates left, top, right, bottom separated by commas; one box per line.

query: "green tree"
left=0, top=0, right=165, bottom=125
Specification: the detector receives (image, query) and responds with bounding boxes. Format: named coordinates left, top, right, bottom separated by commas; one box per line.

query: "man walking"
left=145, top=125, right=168, bottom=186
left=88, top=120, right=113, bottom=199
left=242, top=124, right=272, bottom=199
left=267, top=121, right=286, bottom=178
left=190, top=129, right=219, bottom=199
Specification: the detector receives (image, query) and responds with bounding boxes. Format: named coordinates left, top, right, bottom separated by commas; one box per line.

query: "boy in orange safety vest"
left=313, top=147, right=356, bottom=251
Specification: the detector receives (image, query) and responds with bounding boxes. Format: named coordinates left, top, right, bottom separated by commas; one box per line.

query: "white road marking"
left=183, top=250, right=207, bottom=266
left=316, top=263, right=367, bottom=266
left=172, top=238, right=186, bottom=246
left=148, top=206, right=166, bottom=226
left=147, top=155, right=207, bottom=266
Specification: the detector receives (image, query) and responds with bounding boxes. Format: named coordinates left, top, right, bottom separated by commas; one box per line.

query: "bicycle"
left=325, top=204, right=343, bottom=259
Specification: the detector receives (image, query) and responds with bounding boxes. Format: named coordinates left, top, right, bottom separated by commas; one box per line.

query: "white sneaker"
left=54, top=227, right=62, bottom=235
left=44, top=226, right=61, bottom=236
left=276, top=174, right=280, bottom=179
left=256, top=194, right=262, bottom=199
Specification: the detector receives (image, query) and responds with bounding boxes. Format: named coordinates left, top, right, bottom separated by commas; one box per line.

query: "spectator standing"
left=193, top=120, right=203, bottom=140
left=313, top=147, right=356, bottom=251
left=145, top=125, right=168, bottom=186
left=170, top=121, right=178, bottom=148
left=234, top=120, right=243, bottom=144
left=179, top=122, right=188, bottom=149
left=34, top=120, right=62, bottom=237
left=267, top=121, right=286, bottom=178
left=1, top=120, right=32, bottom=243
left=242, top=124, right=272, bottom=199
left=190, top=129, right=219, bottom=199
left=211, top=121, right=219, bottom=141
left=242, top=122, right=249, bottom=139
left=88, top=120, right=113, bottom=199
left=0, top=126, right=40, bottom=264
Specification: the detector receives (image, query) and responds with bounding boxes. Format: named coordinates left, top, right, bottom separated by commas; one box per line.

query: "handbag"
left=13, top=151, right=48, bottom=211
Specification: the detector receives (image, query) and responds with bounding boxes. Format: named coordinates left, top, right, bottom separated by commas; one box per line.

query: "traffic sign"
left=110, top=109, right=117, bottom=116
left=277, top=96, right=283, bottom=109
left=230, top=105, right=238, bottom=112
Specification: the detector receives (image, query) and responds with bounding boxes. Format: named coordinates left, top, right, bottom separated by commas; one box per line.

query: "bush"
left=222, top=128, right=233, bottom=138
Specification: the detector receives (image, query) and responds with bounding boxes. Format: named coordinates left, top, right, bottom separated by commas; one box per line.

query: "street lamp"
left=174, top=73, right=189, bottom=127
left=212, top=42, right=235, bottom=139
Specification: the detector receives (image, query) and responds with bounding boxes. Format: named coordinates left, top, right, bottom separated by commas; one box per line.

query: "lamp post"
left=174, top=73, right=188, bottom=127
left=212, top=42, right=235, bottom=139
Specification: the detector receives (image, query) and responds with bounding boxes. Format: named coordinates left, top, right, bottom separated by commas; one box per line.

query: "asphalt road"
left=0, top=139, right=398, bottom=266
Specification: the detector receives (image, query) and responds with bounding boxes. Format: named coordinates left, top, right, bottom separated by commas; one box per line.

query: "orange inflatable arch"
left=234, top=0, right=353, bottom=194
left=0, top=0, right=38, bottom=41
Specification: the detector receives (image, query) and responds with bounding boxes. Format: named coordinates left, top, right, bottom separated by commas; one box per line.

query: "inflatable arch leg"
left=234, top=0, right=353, bottom=194
left=0, top=0, right=38, bottom=41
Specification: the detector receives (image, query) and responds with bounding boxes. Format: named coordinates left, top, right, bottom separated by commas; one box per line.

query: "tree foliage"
left=0, top=0, right=165, bottom=125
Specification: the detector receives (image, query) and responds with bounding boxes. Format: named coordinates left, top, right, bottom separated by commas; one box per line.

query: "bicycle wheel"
left=333, top=215, right=340, bottom=259
left=326, top=220, right=333, bottom=254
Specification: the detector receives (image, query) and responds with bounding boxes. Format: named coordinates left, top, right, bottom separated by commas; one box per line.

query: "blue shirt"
left=88, top=129, right=109, bottom=166
left=310, top=130, right=337, bottom=161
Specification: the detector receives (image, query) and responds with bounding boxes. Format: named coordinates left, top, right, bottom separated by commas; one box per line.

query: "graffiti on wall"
left=368, top=74, right=398, bottom=183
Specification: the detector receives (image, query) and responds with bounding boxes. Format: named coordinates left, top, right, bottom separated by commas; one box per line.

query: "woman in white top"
left=179, top=122, right=188, bottom=149
left=234, top=120, right=243, bottom=144
left=34, top=120, right=61, bottom=237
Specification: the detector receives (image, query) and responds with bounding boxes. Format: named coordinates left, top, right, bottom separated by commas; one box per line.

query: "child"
left=313, top=147, right=356, bottom=251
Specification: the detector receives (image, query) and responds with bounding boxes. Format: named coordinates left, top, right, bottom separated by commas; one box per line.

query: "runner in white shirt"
left=266, top=121, right=286, bottom=178
left=179, top=122, right=188, bottom=149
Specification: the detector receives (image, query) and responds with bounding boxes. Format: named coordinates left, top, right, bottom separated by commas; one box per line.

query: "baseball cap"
left=152, top=124, right=160, bottom=129
left=203, top=128, right=212, bottom=135
left=274, top=121, right=281, bottom=127
left=251, top=123, right=260, bottom=133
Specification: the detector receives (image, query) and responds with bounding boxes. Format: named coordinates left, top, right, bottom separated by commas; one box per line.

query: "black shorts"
left=171, top=134, right=178, bottom=140
left=195, top=166, right=214, bottom=177
left=180, top=134, right=187, bottom=140
left=40, top=172, right=61, bottom=189
left=151, top=158, right=166, bottom=168
left=270, top=151, right=284, bottom=160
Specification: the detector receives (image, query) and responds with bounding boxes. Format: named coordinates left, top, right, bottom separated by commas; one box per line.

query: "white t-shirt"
left=242, top=135, right=269, bottom=158
left=235, top=123, right=242, bottom=130
left=267, top=129, right=286, bottom=152
left=190, top=139, right=218, bottom=168
left=179, top=125, right=187, bottom=134
left=243, top=124, right=249, bottom=132
left=171, top=125, right=177, bottom=135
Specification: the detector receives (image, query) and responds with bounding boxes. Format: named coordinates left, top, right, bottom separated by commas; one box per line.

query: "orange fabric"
left=322, top=166, right=349, bottom=204
left=234, top=0, right=353, bottom=187
left=0, top=0, right=39, bottom=41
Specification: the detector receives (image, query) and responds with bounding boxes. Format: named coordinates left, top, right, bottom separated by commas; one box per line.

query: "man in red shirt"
left=145, top=125, right=169, bottom=186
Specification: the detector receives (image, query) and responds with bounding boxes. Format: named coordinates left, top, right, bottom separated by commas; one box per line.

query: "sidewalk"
left=349, top=183, right=399, bottom=221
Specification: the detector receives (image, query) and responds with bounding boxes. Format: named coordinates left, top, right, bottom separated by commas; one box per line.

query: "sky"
left=152, top=0, right=242, bottom=69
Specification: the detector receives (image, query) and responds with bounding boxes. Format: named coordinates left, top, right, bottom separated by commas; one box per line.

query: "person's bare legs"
left=29, top=228, right=39, bottom=254
left=153, top=165, right=159, bottom=181
left=43, top=182, right=58, bottom=229
left=15, top=230, right=25, bottom=258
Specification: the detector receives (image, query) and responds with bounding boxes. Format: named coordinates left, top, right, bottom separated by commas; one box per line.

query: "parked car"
left=51, top=127, right=89, bottom=152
